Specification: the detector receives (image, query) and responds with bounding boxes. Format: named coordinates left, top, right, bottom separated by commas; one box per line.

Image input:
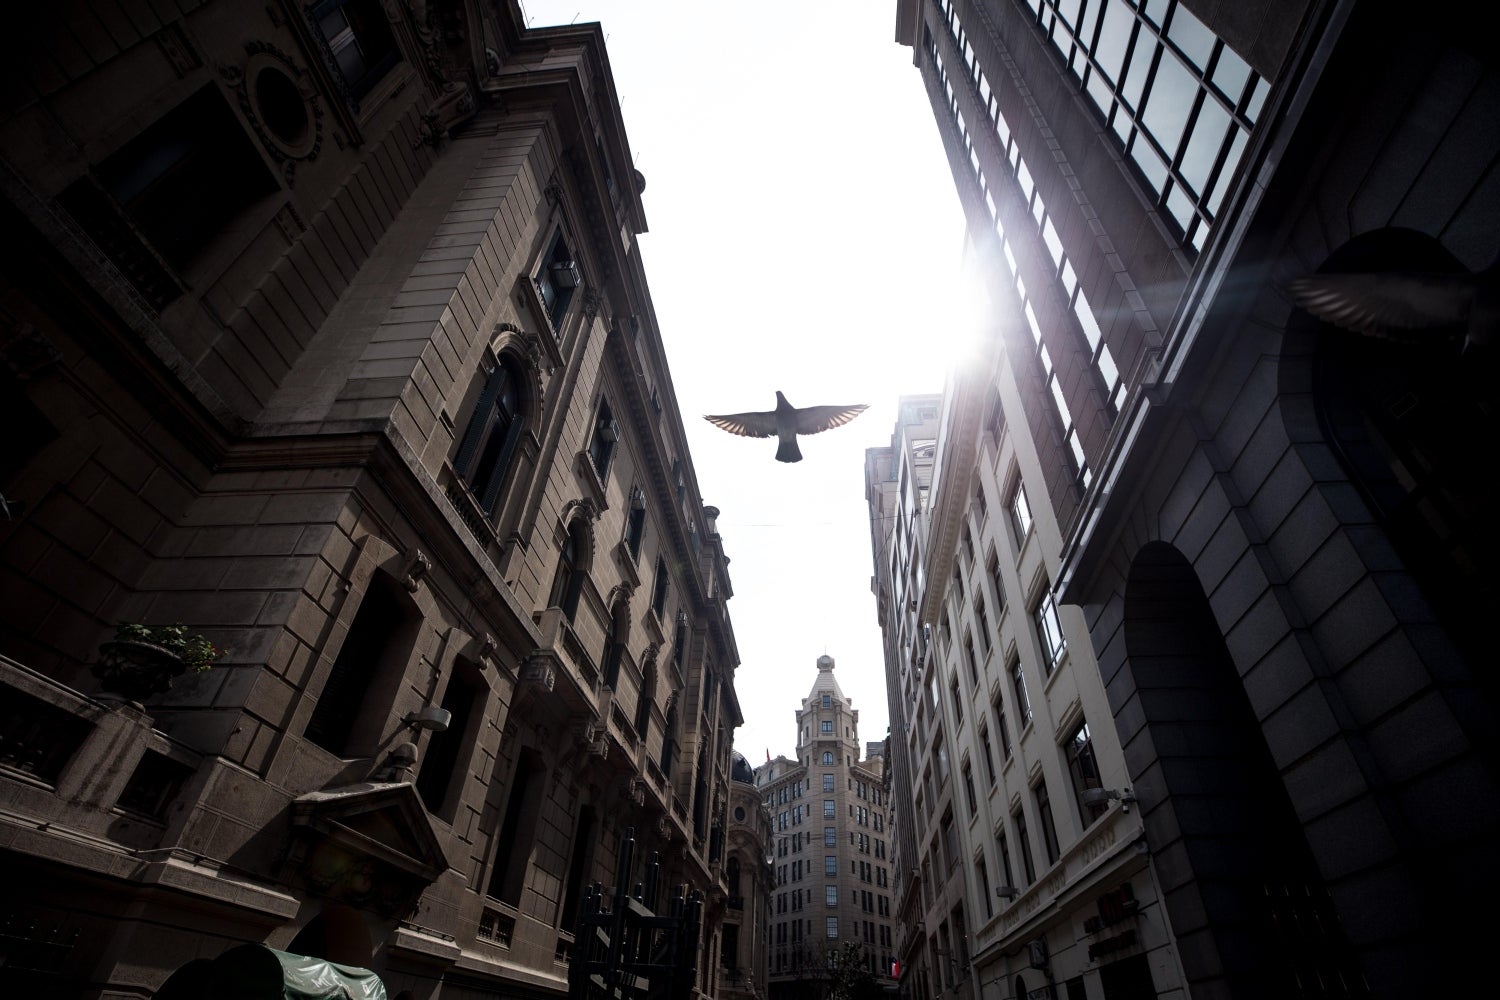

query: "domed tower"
left=795, top=654, right=860, bottom=765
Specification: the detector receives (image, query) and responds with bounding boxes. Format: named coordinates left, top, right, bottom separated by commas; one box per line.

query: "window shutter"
left=454, top=368, right=505, bottom=475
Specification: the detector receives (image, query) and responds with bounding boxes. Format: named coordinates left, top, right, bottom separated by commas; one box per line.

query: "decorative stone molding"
left=219, top=41, right=324, bottom=186
left=399, top=548, right=432, bottom=592
left=544, top=179, right=564, bottom=205
left=520, top=654, right=557, bottom=693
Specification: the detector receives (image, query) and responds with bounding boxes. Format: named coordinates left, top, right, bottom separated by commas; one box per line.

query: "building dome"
left=730, top=751, right=755, bottom=784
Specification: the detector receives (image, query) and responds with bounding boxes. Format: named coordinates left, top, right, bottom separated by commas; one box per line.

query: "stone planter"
left=92, top=639, right=189, bottom=701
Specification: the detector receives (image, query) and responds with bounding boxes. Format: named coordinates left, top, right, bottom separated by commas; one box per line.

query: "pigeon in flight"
left=704, top=391, right=869, bottom=463
left=1288, top=262, right=1499, bottom=354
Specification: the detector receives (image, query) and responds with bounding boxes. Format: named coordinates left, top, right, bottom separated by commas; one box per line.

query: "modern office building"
left=0, top=2, right=745, bottom=997
left=866, top=395, right=1185, bottom=1000
left=889, top=0, right=1500, bottom=997
left=754, top=656, right=897, bottom=1000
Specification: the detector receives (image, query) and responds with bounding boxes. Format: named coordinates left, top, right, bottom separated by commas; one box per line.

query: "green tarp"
left=155, top=943, right=387, bottom=1000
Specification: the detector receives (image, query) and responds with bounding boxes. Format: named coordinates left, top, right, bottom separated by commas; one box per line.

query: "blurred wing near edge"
left=704, top=410, right=777, bottom=438
left=1290, top=272, right=1474, bottom=337
left=795, top=403, right=870, bottom=435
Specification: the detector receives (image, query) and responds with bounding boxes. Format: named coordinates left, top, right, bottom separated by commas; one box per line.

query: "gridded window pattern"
left=1023, top=0, right=1268, bottom=252
left=930, top=8, right=1122, bottom=450
left=1034, top=587, right=1067, bottom=674
left=824, top=773, right=835, bottom=791
left=826, top=885, right=839, bottom=906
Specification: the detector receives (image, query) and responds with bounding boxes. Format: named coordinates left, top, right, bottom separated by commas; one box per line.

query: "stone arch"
left=1122, top=541, right=1358, bottom=998
left=1281, top=227, right=1498, bottom=702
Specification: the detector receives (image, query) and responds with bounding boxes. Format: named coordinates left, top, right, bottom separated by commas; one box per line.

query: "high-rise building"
left=866, top=395, right=1185, bottom=1000
left=888, top=1, right=1500, bottom=997
left=754, top=656, right=897, bottom=1000
left=0, top=3, right=749, bottom=996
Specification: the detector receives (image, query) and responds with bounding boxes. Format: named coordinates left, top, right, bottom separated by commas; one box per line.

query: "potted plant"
left=93, top=622, right=226, bottom=701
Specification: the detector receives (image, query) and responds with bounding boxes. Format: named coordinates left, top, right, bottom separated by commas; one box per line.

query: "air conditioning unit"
left=550, top=259, right=582, bottom=288
left=597, top=418, right=619, bottom=442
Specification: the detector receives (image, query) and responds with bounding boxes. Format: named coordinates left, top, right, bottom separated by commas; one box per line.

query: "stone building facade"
left=722, top=752, right=774, bottom=1000
left=889, top=0, right=1500, bottom=998
left=866, top=395, right=1185, bottom=1000
left=0, top=2, right=744, bottom=997
left=753, top=656, right=897, bottom=1000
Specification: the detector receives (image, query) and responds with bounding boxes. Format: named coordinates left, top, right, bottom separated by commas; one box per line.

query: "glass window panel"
left=1179, top=95, right=1231, bottom=194
left=1058, top=0, right=1082, bottom=30
left=1017, top=160, right=1034, bottom=201
left=1024, top=302, right=1044, bottom=346
left=1069, top=428, right=1088, bottom=469
left=1051, top=376, right=1074, bottom=424
left=1245, top=75, right=1270, bottom=123
left=1074, top=290, right=1102, bottom=350
left=1097, top=342, right=1120, bottom=390
left=1204, top=126, right=1249, bottom=215
left=1211, top=45, right=1251, bottom=105
left=1084, top=68, right=1114, bottom=115
left=1003, top=241, right=1018, bottom=274
left=996, top=110, right=1011, bottom=145
left=1092, top=0, right=1136, bottom=84
left=979, top=74, right=992, bottom=104
left=1129, top=134, right=1169, bottom=191
left=1038, top=343, right=1053, bottom=377
left=1042, top=217, right=1064, bottom=268
left=1141, top=48, right=1197, bottom=162
left=1033, top=196, right=1046, bottom=224
left=1121, top=37, right=1156, bottom=110
left=1141, top=0, right=1169, bottom=27
left=1061, top=259, right=1078, bottom=299
left=1166, top=3, right=1214, bottom=69
left=987, top=190, right=999, bottom=221
left=1111, top=113, right=1134, bottom=147
left=1165, top=180, right=1196, bottom=231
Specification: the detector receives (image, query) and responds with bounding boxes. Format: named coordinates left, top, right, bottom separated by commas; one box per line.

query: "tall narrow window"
left=1067, top=721, right=1107, bottom=825
left=560, top=806, right=596, bottom=930
left=624, top=488, right=647, bottom=561
left=306, top=574, right=417, bottom=757
left=1010, top=659, right=1032, bottom=729
left=488, top=749, right=545, bottom=904
left=1035, top=587, right=1067, bottom=674
left=415, top=662, right=481, bottom=816
left=1036, top=779, right=1061, bottom=866
left=651, top=555, right=670, bottom=619
left=1008, top=477, right=1033, bottom=542
left=635, top=660, right=656, bottom=734
left=588, top=400, right=618, bottom=481
left=548, top=520, right=589, bottom=620
left=454, top=357, right=527, bottom=515
left=535, top=228, right=581, bottom=332
left=1013, top=807, right=1036, bottom=885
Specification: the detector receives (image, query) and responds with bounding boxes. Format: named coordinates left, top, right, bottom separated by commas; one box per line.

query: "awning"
left=155, top=943, right=388, bottom=1000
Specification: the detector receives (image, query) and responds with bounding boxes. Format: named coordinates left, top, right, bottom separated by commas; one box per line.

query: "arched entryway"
left=1123, top=542, right=1361, bottom=997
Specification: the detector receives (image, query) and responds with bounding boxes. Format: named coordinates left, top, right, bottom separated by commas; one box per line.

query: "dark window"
left=1036, top=779, right=1060, bottom=865
left=117, top=751, right=193, bottom=819
left=306, top=575, right=416, bottom=756
left=1010, top=659, right=1032, bottom=728
left=1013, top=808, right=1036, bottom=885
left=416, top=664, right=480, bottom=815
left=651, top=555, right=670, bottom=618
left=313, top=0, right=399, bottom=101
left=549, top=520, right=589, bottom=620
left=624, top=488, right=647, bottom=561
left=75, top=86, right=277, bottom=277
left=635, top=660, right=655, bottom=734
left=559, top=805, right=595, bottom=930
left=454, top=357, right=526, bottom=514
left=1066, top=721, right=1107, bottom=825
left=588, top=401, right=617, bottom=481
left=535, top=228, right=581, bottom=332
left=488, top=749, right=545, bottom=904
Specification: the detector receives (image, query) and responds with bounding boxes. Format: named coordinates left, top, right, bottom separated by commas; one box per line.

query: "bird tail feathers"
left=776, top=440, right=802, bottom=463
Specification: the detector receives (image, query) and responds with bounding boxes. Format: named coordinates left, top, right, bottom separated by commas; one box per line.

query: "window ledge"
left=574, top=450, right=609, bottom=513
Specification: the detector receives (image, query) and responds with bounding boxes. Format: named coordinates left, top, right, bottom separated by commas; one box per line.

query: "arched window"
left=549, top=519, right=589, bottom=620
left=602, top=598, right=629, bottom=688
left=454, top=356, right=526, bottom=514
left=727, top=856, right=741, bottom=896
left=822, top=751, right=834, bottom=766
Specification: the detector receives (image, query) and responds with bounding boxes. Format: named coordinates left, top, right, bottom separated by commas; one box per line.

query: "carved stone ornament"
left=544, top=179, right=564, bottom=205
left=582, top=288, right=604, bottom=320
left=219, top=41, right=324, bottom=185
left=400, top=548, right=432, bottom=592
left=625, top=776, right=647, bottom=807
left=520, top=654, right=557, bottom=693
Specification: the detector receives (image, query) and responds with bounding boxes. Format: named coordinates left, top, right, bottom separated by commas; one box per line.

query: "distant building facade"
left=866, top=396, right=1185, bottom=1000
left=723, top=752, right=774, bottom=1000
left=887, top=0, right=1500, bottom=998
left=754, top=656, right=897, bottom=1000
left=0, top=2, right=745, bottom=997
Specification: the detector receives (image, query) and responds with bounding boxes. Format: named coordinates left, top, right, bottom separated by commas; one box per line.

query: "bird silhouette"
left=1288, top=261, right=1500, bottom=353
left=704, top=391, right=869, bottom=463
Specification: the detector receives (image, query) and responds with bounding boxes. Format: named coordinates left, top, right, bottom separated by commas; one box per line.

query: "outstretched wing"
left=794, top=403, right=869, bottom=436
left=704, top=409, right=778, bottom=438
left=1289, top=272, right=1474, bottom=337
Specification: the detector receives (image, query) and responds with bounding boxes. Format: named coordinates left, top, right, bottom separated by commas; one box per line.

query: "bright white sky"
left=521, top=1, right=971, bottom=766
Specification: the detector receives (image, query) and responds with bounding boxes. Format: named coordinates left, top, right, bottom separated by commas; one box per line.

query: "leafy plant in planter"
left=94, top=622, right=227, bottom=700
